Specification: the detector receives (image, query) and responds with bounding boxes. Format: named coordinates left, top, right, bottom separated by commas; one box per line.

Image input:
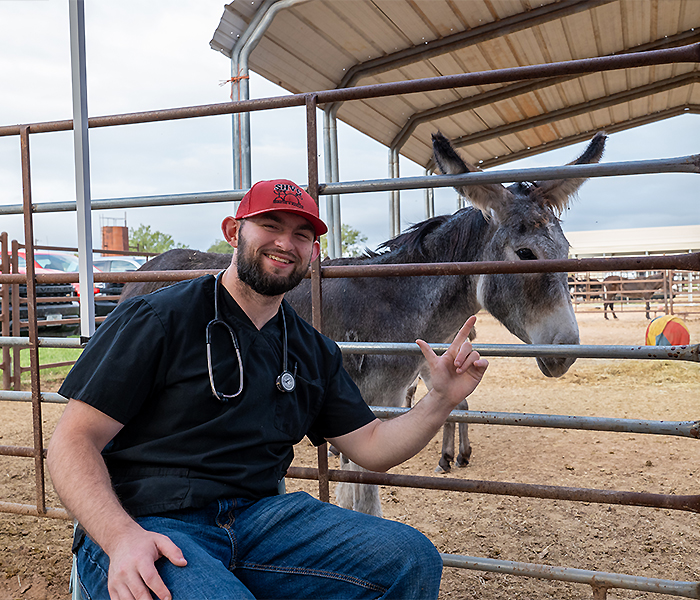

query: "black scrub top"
left=59, top=275, right=375, bottom=516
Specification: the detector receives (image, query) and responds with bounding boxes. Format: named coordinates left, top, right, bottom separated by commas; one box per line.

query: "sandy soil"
left=0, top=309, right=698, bottom=599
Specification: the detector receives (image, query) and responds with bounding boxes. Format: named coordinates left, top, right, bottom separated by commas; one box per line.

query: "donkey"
left=603, top=273, right=666, bottom=319
left=121, top=131, right=606, bottom=517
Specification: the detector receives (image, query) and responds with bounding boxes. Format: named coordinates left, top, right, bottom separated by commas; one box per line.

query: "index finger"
left=448, top=315, right=477, bottom=354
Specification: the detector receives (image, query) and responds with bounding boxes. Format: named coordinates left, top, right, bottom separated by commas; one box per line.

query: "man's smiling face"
left=235, top=212, right=319, bottom=297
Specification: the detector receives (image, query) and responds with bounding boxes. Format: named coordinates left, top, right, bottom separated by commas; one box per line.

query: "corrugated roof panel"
left=657, top=1, right=683, bottom=37
left=329, top=3, right=408, bottom=60
left=590, top=3, right=623, bottom=55
left=508, top=28, right=551, bottom=66
left=413, top=0, right=469, bottom=38
left=624, top=0, right=653, bottom=46
left=285, top=5, right=367, bottom=73
left=562, top=12, right=598, bottom=59
left=489, top=0, right=558, bottom=20
left=536, top=20, right=573, bottom=62
left=265, top=38, right=346, bottom=84
left=373, top=1, right=439, bottom=46
left=451, top=45, right=499, bottom=76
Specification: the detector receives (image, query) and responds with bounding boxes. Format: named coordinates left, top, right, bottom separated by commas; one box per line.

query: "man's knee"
left=399, top=526, right=443, bottom=577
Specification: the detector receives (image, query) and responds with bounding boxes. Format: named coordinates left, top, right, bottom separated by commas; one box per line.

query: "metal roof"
left=211, top=0, right=700, bottom=170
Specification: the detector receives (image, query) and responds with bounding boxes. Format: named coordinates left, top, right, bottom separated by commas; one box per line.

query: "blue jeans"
left=74, top=491, right=442, bottom=599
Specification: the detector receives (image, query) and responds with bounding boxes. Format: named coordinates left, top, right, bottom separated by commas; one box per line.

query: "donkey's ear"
left=432, top=132, right=510, bottom=217
left=534, top=132, right=607, bottom=214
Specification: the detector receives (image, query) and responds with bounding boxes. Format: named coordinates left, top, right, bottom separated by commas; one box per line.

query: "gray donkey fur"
left=121, top=131, right=606, bottom=517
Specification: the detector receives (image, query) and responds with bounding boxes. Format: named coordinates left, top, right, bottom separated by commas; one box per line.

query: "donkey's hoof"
left=436, top=457, right=452, bottom=474
left=455, top=456, right=470, bottom=468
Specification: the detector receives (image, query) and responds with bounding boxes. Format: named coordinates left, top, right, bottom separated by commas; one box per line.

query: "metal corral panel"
left=567, top=224, right=700, bottom=257
left=211, top=0, right=700, bottom=168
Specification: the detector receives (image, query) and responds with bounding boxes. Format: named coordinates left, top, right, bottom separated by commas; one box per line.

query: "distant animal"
left=121, top=130, right=606, bottom=517
left=603, top=273, right=666, bottom=319
left=568, top=275, right=603, bottom=302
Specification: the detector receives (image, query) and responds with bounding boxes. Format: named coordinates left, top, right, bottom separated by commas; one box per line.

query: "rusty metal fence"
left=569, top=270, right=700, bottom=317
left=0, top=42, right=699, bottom=598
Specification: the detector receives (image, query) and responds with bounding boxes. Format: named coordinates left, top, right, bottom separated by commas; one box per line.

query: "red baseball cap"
left=235, top=179, right=328, bottom=237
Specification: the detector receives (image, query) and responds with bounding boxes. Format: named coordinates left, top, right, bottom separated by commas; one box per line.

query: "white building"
left=566, top=225, right=700, bottom=258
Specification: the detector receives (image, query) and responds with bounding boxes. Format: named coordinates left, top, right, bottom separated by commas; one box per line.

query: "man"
left=48, top=179, right=488, bottom=600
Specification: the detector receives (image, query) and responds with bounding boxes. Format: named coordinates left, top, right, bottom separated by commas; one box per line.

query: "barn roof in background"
left=211, top=0, right=700, bottom=169
left=567, top=224, right=700, bottom=257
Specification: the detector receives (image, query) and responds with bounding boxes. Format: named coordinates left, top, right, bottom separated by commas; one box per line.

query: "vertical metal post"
left=230, top=54, right=252, bottom=190
left=231, top=56, right=243, bottom=189
left=306, top=94, right=330, bottom=503
left=229, top=0, right=308, bottom=190
left=69, top=0, right=95, bottom=339
left=20, top=126, right=46, bottom=515
left=329, top=114, right=341, bottom=258
left=388, top=148, right=401, bottom=237
left=389, top=148, right=401, bottom=238
left=322, top=108, right=337, bottom=258
left=11, top=240, right=21, bottom=391
left=424, top=168, right=435, bottom=219
left=1, top=232, right=9, bottom=390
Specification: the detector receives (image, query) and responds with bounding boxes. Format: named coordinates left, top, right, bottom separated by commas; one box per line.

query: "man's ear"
left=310, top=239, right=321, bottom=263
left=221, top=216, right=241, bottom=248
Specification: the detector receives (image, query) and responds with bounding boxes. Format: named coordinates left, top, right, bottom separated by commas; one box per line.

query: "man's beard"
left=236, top=234, right=310, bottom=297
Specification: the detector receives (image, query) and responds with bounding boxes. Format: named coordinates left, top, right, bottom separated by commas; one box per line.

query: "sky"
left=0, top=0, right=698, bottom=255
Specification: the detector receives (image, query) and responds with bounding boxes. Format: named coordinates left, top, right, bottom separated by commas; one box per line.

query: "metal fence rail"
left=440, top=555, right=700, bottom=599
left=370, top=407, right=700, bottom=438
left=286, top=466, right=700, bottom=513
left=338, top=341, right=700, bottom=362
left=0, top=155, right=698, bottom=216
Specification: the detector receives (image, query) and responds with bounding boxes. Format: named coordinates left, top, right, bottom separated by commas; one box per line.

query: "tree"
left=207, top=239, right=234, bottom=254
left=320, top=224, right=368, bottom=258
left=129, top=224, right=185, bottom=253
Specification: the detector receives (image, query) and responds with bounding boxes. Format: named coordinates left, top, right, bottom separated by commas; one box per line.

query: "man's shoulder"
left=138, top=275, right=215, bottom=311
left=109, top=275, right=215, bottom=332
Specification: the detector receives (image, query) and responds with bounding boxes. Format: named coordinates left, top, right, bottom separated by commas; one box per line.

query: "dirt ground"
left=0, top=308, right=698, bottom=599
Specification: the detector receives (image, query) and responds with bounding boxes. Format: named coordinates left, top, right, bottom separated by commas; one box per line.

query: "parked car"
left=15, top=250, right=116, bottom=317
left=91, top=256, right=148, bottom=272
left=2, top=256, right=79, bottom=333
left=91, top=256, right=149, bottom=304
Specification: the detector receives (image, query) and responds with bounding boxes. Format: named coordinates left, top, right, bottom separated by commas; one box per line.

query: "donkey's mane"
left=372, top=207, right=489, bottom=264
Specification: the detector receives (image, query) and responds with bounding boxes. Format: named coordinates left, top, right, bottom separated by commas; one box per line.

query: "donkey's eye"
left=516, top=248, right=537, bottom=260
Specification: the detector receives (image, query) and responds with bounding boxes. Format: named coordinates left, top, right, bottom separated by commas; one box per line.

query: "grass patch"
left=16, top=342, right=83, bottom=391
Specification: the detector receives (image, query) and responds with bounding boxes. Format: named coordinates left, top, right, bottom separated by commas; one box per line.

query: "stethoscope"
left=206, top=273, right=297, bottom=402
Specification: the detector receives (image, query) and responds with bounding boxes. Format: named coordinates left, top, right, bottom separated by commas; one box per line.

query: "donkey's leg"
left=645, top=300, right=652, bottom=320
left=404, top=381, right=418, bottom=407
left=335, top=455, right=383, bottom=518
left=436, top=423, right=455, bottom=473
left=455, top=398, right=472, bottom=468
